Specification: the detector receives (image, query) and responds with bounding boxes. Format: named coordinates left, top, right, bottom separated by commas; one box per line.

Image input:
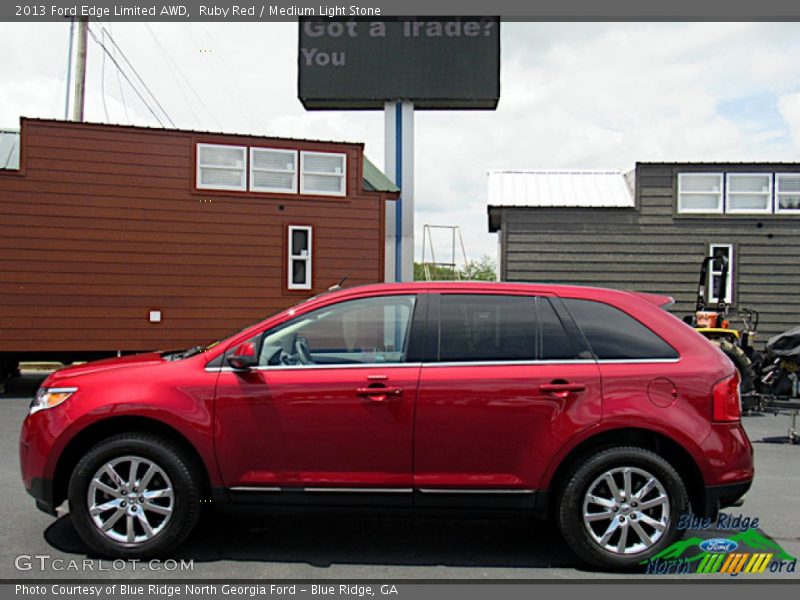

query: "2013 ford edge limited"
left=20, top=282, right=754, bottom=569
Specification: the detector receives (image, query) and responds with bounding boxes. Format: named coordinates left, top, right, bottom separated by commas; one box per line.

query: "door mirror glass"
left=228, top=341, right=258, bottom=370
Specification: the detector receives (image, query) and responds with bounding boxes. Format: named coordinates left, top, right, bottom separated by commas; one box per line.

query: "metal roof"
left=487, top=169, right=634, bottom=208
left=0, top=130, right=19, bottom=170
left=21, top=117, right=364, bottom=147
left=5, top=120, right=398, bottom=196
left=362, top=155, right=399, bottom=193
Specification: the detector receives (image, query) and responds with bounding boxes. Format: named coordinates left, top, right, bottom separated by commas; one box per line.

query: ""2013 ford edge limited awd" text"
left=20, top=282, right=753, bottom=569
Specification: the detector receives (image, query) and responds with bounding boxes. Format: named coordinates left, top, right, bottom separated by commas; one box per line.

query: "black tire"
left=713, top=339, right=755, bottom=394
left=67, top=433, right=201, bottom=558
left=557, top=446, right=690, bottom=571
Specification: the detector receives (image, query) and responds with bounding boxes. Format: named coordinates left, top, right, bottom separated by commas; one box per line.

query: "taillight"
left=712, top=372, right=741, bottom=422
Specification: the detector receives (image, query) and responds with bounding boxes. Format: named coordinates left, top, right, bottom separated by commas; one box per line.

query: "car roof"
left=319, top=281, right=673, bottom=307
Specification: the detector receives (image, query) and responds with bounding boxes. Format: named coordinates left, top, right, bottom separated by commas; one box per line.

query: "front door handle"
left=356, top=386, right=403, bottom=402
left=539, top=382, right=586, bottom=398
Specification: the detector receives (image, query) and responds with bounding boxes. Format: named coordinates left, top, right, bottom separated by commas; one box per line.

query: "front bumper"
left=20, top=412, right=60, bottom=516
left=26, top=477, right=57, bottom=515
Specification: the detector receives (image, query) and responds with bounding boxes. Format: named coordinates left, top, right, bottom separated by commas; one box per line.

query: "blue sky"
left=1, top=21, right=800, bottom=262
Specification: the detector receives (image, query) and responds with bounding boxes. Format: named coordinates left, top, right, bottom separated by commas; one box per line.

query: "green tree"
left=414, top=255, right=497, bottom=281
left=461, top=255, right=497, bottom=281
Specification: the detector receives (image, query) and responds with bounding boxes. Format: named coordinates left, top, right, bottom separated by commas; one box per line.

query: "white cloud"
left=779, top=92, right=800, bottom=149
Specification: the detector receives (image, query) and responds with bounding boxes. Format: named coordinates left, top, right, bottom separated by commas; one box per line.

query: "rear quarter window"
left=561, top=298, right=679, bottom=360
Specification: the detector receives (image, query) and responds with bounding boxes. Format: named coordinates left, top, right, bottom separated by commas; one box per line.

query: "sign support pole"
left=384, top=100, right=414, bottom=282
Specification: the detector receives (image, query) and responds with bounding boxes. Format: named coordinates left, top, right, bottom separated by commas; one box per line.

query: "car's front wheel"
left=68, top=433, right=201, bottom=558
left=557, top=446, right=690, bottom=570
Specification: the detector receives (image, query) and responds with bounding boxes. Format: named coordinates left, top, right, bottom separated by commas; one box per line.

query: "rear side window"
left=436, top=294, right=581, bottom=362
left=561, top=298, right=678, bottom=360
left=439, top=295, right=536, bottom=361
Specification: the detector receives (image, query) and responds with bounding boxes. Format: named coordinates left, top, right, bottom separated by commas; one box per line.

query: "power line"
left=200, top=24, right=260, bottom=125
left=108, top=23, right=130, bottom=123
left=143, top=23, right=205, bottom=129
left=94, top=24, right=176, bottom=127
left=86, top=26, right=166, bottom=127
left=100, top=28, right=110, bottom=122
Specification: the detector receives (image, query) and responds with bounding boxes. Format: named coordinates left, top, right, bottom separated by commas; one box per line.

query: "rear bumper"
left=702, top=480, right=752, bottom=519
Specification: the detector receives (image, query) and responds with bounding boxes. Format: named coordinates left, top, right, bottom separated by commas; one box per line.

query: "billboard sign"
left=298, top=17, right=500, bottom=110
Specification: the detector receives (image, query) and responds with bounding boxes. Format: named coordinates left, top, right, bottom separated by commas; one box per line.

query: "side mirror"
left=228, top=341, right=258, bottom=370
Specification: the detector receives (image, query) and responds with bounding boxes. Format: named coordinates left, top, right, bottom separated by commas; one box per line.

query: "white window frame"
left=725, top=173, right=773, bottom=214
left=196, top=143, right=247, bottom=191
left=288, top=226, right=313, bottom=290
left=249, top=147, right=298, bottom=193
left=677, top=173, right=723, bottom=214
left=775, top=173, right=800, bottom=214
left=708, top=244, right=734, bottom=304
left=300, top=151, right=346, bottom=197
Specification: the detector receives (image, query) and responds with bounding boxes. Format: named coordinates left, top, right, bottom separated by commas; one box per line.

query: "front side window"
left=288, top=226, right=312, bottom=290
left=677, top=173, right=722, bottom=213
left=561, top=298, right=678, bottom=360
left=301, top=151, right=346, bottom=196
left=257, top=295, right=417, bottom=366
left=776, top=174, right=800, bottom=213
left=708, top=244, right=734, bottom=303
left=726, top=173, right=771, bottom=213
left=196, top=144, right=246, bottom=190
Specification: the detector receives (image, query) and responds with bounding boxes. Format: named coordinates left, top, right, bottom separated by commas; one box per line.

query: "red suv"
left=20, top=282, right=753, bottom=569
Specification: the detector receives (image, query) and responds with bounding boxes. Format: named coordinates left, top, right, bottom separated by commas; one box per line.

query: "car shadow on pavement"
left=44, top=508, right=580, bottom=569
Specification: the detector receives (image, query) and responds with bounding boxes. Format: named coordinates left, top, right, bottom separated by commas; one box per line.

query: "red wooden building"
left=0, top=118, right=399, bottom=371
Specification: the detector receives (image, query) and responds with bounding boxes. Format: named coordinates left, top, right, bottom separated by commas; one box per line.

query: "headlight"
left=30, top=387, right=77, bottom=414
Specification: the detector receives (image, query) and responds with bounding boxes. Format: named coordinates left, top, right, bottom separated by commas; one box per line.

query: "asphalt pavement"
left=1, top=374, right=798, bottom=579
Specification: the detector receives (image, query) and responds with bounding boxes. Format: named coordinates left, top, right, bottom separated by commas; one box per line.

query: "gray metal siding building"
left=488, top=163, right=800, bottom=344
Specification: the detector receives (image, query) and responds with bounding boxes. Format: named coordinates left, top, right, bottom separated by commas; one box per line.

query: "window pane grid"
left=678, top=174, right=722, bottom=213
left=726, top=174, right=771, bottom=213
left=250, top=148, right=297, bottom=193
left=288, top=226, right=312, bottom=290
left=708, top=244, right=733, bottom=303
left=301, top=151, right=346, bottom=196
left=777, top=174, right=800, bottom=212
left=197, top=144, right=246, bottom=191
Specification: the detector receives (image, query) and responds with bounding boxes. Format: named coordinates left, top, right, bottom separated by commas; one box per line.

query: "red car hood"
left=44, top=352, right=165, bottom=383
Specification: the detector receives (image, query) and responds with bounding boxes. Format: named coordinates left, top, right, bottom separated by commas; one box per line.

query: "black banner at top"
left=6, top=0, right=800, bottom=21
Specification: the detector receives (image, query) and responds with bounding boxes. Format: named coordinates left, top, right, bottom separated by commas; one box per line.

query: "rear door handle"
left=539, top=382, right=586, bottom=397
left=356, top=386, right=403, bottom=402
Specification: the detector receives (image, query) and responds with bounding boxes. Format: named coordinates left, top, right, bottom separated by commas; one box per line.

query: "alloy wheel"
left=582, top=466, right=670, bottom=555
left=86, top=455, right=174, bottom=545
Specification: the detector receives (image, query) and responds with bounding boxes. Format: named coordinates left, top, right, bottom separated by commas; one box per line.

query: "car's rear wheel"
left=557, top=446, right=689, bottom=570
left=68, top=433, right=201, bottom=558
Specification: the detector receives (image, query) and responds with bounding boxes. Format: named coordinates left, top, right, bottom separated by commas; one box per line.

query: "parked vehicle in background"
left=20, top=282, right=753, bottom=570
left=684, top=254, right=760, bottom=409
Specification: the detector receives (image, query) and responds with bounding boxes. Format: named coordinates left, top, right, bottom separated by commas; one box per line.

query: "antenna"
left=327, top=254, right=366, bottom=291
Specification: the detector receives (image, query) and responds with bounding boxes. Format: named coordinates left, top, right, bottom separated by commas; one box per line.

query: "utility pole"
left=72, top=16, right=88, bottom=122
left=64, top=17, right=75, bottom=119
